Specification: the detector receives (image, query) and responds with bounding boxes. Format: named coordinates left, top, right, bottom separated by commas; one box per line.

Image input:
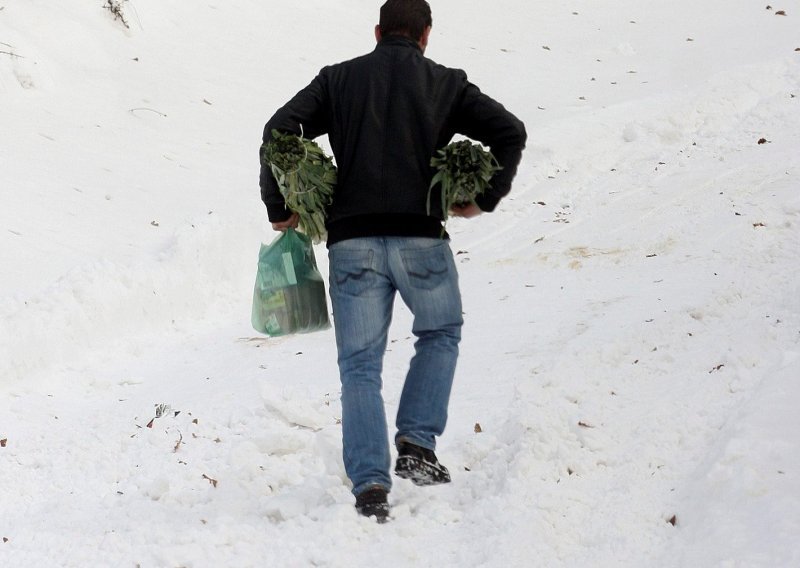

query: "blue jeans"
left=328, top=237, right=463, bottom=496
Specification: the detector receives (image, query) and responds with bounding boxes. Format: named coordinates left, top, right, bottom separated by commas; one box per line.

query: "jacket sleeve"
left=260, top=73, right=331, bottom=222
left=451, top=79, right=527, bottom=212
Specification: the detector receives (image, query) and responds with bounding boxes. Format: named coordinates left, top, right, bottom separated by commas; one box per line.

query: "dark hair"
left=379, top=0, right=432, bottom=41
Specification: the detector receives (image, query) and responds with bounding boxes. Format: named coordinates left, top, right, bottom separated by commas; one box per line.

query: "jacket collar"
left=377, top=35, right=422, bottom=52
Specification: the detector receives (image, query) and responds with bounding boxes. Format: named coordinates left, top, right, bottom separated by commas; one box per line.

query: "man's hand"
left=449, top=203, right=483, bottom=219
left=271, top=212, right=300, bottom=232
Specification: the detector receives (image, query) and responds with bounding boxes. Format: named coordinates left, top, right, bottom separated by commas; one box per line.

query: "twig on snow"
left=128, top=107, right=168, bottom=117
left=103, top=0, right=130, bottom=29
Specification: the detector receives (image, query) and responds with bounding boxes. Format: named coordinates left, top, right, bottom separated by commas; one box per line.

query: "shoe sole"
left=395, top=455, right=451, bottom=486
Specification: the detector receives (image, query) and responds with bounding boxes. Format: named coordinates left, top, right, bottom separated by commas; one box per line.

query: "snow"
left=1, top=0, right=799, bottom=566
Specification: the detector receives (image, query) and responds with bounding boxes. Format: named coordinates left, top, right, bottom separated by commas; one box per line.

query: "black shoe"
left=394, top=441, right=451, bottom=486
left=355, top=486, right=390, bottom=523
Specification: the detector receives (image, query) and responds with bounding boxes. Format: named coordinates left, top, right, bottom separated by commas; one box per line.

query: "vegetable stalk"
left=262, top=130, right=336, bottom=243
left=428, top=140, right=502, bottom=223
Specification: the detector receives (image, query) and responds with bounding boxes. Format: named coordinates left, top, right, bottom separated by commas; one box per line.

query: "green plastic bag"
left=251, top=229, right=331, bottom=337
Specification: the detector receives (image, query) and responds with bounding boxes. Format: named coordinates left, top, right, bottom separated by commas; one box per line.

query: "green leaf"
left=264, top=131, right=337, bottom=243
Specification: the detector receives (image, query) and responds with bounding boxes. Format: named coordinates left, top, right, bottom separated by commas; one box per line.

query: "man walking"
left=260, top=0, right=526, bottom=522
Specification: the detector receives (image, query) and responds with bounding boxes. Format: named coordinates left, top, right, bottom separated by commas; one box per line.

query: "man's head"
left=376, top=0, right=432, bottom=50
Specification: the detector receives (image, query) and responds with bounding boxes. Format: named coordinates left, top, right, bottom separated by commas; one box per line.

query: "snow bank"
left=1, top=1, right=799, bottom=566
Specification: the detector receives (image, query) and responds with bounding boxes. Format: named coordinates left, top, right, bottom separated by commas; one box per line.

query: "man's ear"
left=375, top=24, right=382, bottom=43
left=419, top=25, right=432, bottom=52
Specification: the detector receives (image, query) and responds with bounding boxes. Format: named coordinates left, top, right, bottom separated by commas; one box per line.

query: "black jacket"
left=260, top=36, right=527, bottom=246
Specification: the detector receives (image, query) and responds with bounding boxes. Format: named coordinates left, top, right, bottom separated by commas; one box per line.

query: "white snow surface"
left=2, top=1, right=799, bottom=566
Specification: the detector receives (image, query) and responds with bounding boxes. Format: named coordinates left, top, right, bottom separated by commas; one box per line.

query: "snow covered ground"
left=1, top=1, right=799, bottom=566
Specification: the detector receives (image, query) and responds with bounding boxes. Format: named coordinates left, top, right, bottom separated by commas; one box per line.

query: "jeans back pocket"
left=400, top=244, right=450, bottom=290
left=330, top=248, right=377, bottom=296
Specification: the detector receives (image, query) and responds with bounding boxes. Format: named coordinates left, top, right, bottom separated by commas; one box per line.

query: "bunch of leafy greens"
left=262, top=130, right=336, bottom=243
left=428, top=140, right=502, bottom=221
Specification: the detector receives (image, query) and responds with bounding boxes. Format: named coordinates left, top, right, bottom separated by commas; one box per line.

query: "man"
left=260, top=0, right=526, bottom=522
